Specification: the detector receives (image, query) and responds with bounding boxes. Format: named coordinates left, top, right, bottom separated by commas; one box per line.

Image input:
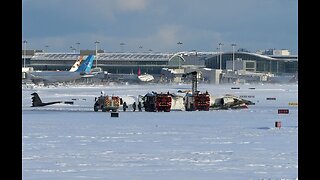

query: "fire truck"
left=94, top=94, right=123, bottom=112
left=182, top=71, right=210, bottom=111
left=143, top=92, right=172, bottom=112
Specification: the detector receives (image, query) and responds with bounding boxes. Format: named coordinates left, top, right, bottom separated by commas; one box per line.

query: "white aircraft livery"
left=69, top=56, right=84, bottom=72
left=27, top=55, right=95, bottom=84
left=105, top=67, right=154, bottom=83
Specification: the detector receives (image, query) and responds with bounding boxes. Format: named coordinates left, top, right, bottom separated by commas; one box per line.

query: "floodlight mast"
left=94, top=41, right=100, bottom=68
left=218, top=43, right=223, bottom=70
left=232, top=43, right=237, bottom=71
left=23, top=40, right=27, bottom=68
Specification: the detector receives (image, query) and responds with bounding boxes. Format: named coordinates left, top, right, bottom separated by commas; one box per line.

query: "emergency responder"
left=138, top=101, right=142, bottom=112
left=123, top=102, right=127, bottom=112
left=132, top=102, right=136, bottom=112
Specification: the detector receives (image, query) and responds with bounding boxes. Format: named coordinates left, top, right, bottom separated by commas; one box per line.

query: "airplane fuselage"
left=106, top=73, right=154, bottom=83
left=28, top=71, right=82, bottom=83
left=138, top=74, right=154, bottom=82
left=27, top=55, right=95, bottom=84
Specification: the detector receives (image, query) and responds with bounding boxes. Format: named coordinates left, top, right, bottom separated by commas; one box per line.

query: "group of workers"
left=122, top=101, right=142, bottom=112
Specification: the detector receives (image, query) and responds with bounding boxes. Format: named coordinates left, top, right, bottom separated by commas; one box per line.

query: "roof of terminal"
left=28, top=51, right=297, bottom=62
left=31, top=52, right=173, bottom=61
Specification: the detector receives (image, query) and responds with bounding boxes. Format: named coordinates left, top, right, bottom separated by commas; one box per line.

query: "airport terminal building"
left=22, top=49, right=298, bottom=75
left=205, top=51, right=297, bottom=74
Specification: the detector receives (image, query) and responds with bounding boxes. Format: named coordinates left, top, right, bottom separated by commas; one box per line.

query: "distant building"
left=22, top=50, right=297, bottom=76
left=205, top=51, right=297, bottom=74
left=226, top=60, right=256, bottom=72
left=255, top=50, right=264, bottom=55
left=260, top=49, right=291, bottom=56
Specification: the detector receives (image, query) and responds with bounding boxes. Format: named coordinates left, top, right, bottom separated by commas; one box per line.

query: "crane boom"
left=182, top=71, right=198, bottom=94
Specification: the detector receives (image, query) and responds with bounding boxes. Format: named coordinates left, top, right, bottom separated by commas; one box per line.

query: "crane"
left=182, top=71, right=198, bottom=95
left=182, top=71, right=210, bottom=111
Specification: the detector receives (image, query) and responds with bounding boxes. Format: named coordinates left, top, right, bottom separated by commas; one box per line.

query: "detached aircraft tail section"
left=31, top=92, right=73, bottom=107
left=31, top=92, right=43, bottom=107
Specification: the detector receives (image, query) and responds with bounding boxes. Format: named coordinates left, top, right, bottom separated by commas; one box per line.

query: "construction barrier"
left=111, top=112, right=119, bottom=117
left=72, top=98, right=86, bottom=101
left=288, top=102, right=298, bottom=106
left=278, top=109, right=289, bottom=114
left=64, top=101, right=74, bottom=104
left=266, top=97, right=276, bottom=100
left=240, top=95, right=255, bottom=98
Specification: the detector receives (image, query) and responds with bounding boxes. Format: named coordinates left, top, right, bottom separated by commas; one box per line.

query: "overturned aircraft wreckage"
left=210, top=94, right=255, bottom=110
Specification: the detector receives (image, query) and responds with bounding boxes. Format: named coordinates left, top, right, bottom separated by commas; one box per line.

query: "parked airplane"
left=27, top=55, right=95, bottom=84
left=69, top=55, right=83, bottom=72
left=31, top=92, right=74, bottom=107
left=137, top=68, right=154, bottom=82
left=105, top=68, right=154, bottom=83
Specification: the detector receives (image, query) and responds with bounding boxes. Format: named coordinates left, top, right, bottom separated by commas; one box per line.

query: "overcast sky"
left=22, top=0, right=298, bottom=54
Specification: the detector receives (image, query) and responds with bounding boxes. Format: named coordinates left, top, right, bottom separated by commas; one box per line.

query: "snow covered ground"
left=22, top=83, right=298, bottom=180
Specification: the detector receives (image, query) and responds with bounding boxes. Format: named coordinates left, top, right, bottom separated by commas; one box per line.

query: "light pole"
left=177, top=42, right=183, bottom=68
left=218, top=43, right=223, bottom=70
left=231, top=43, right=236, bottom=71
left=69, top=46, right=73, bottom=53
left=191, top=49, right=197, bottom=65
left=120, top=42, right=125, bottom=52
left=23, top=40, right=27, bottom=68
left=76, top=42, right=80, bottom=53
left=45, top=45, right=49, bottom=53
left=216, top=47, right=219, bottom=69
left=94, top=41, right=100, bottom=68
left=177, top=42, right=183, bottom=51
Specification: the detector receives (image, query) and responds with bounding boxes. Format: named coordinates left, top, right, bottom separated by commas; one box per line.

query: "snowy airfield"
left=22, top=83, right=298, bottom=180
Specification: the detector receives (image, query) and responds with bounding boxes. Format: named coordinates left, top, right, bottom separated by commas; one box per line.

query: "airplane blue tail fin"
left=76, top=55, right=95, bottom=73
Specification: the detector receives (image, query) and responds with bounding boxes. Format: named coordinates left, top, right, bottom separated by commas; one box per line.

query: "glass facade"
left=205, top=52, right=297, bottom=74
